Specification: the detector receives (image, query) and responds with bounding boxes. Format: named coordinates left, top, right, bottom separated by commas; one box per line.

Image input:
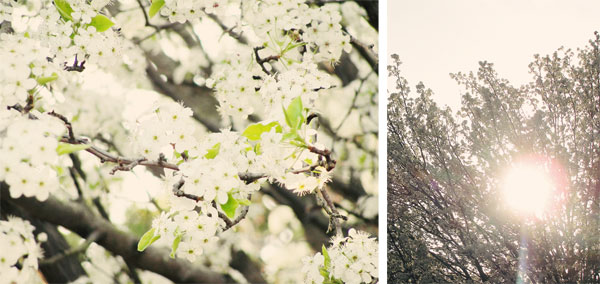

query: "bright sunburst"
left=501, top=161, right=555, bottom=218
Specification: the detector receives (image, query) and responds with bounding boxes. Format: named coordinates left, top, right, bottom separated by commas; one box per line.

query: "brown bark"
left=1, top=182, right=233, bottom=284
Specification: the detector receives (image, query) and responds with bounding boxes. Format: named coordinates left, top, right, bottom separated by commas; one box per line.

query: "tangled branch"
left=47, top=110, right=343, bottom=233
left=254, top=46, right=280, bottom=75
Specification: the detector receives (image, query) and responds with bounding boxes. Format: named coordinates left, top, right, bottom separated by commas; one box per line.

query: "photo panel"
left=0, top=1, right=380, bottom=283
left=387, top=1, right=600, bottom=282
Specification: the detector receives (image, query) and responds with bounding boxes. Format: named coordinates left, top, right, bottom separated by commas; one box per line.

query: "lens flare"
left=501, top=161, right=554, bottom=218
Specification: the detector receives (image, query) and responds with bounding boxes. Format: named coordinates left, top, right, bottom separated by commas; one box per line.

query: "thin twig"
left=290, top=165, right=319, bottom=175
left=63, top=54, right=86, bottom=72
left=334, top=71, right=372, bottom=134
left=60, top=133, right=269, bottom=184
left=7, top=103, right=25, bottom=113
left=109, top=157, right=148, bottom=175
left=149, top=196, right=164, bottom=212
left=318, top=188, right=347, bottom=237
left=347, top=32, right=378, bottom=74
left=227, top=205, right=250, bottom=230
left=307, top=145, right=336, bottom=171
left=217, top=211, right=233, bottom=228
left=39, top=230, right=103, bottom=266
left=172, top=179, right=203, bottom=202
left=238, top=172, right=266, bottom=184
left=253, top=46, right=280, bottom=75
left=207, top=14, right=248, bottom=44
left=24, top=94, right=34, bottom=113
left=222, top=194, right=251, bottom=231
left=7, top=103, right=38, bottom=119
left=94, top=134, right=124, bottom=156
left=333, top=201, right=377, bottom=224
left=173, top=178, right=253, bottom=231
left=135, top=0, right=177, bottom=31
left=68, top=167, right=84, bottom=201
left=61, top=136, right=179, bottom=171
left=49, top=111, right=75, bottom=142
left=124, top=260, right=143, bottom=284
left=47, top=110, right=342, bottom=235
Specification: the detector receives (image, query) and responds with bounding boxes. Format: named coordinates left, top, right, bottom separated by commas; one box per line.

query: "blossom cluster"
left=259, top=62, right=334, bottom=120
left=0, top=0, right=137, bottom=114
left=207, top=52, right=264, bottom=120
left=0, top=33, right=60, bottom=107
left=206, top=0, right=349, bottom=122
left=207, top=53, right=336, bottom=123
left=0, top=110, right=65, bottom=201
left=42, top=0, right=124, bottom=67
left=1, top=0, right=126, bottom=71
left=133, top=98, right=333, bottom=259
left=176, top=130, right=261, bottom=204
left=160, top=0, right=228, bottom=23
left=52, top=82, right=126, bottom=138
left=302, top=229, right=378, bottom=284
left=0, top=0, right=378, bottom=282
left=149, top=207, right=222, bottom=262
left=243, top=0, right=351, bottom=63
left=0, top=217, right=46, bottom=283
left=132, top=101, right=199, bottom=160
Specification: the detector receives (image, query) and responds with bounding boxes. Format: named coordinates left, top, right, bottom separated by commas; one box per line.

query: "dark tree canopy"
left=387, top=32, right=600, bottom=283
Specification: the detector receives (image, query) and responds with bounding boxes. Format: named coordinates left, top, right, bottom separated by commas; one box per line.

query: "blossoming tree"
left=0, top=0, right=378, bottom=283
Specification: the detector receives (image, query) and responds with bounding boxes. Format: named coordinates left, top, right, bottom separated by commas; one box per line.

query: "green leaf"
left=237, top=198, right=251, bottom=206
left=170, top=234, right=181, bottom=258
left=282, top=132, right=301, bottom=142
left=56, top=143, right=92, bottom=155
left=72, top=111, right=81, bottom=122
left=204, top=143, right=220, bottom=159
left=283, top=97, right=304, bottom=129
left=320, top=244, right=331, bottom=280
left=50, top=165, right=65, bottom=176
left=320, top=267, right=330, bottom=280
left=282, top=41, right=307, bottom=54
left=322, top=244, right=331, bottom=269
left=173, top=150, right=189, bottom=160
left=282, top=132, right=306, bottom=147
left=137, top=228, right=161, bottom=252
left=36, top=73, right=58, bottom=85
left=54, top=0, right=73, bottom=21
left=149, top=0, right=165, bottom=18
left=89, top=14, right=114, bottom=32
left=242, top=122, right=281, bottom=141
left=220, top=192, right=239, bottom=218
left=359, top=153, right=367, bottom=166
left=253, top=143, right=262, bottom=155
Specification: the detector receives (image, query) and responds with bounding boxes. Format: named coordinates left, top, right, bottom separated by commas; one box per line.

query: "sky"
left=389, top=0, right=600, bottom=111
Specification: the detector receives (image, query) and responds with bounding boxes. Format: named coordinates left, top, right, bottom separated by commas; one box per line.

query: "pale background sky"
left=389, top=0, right=600, bottom=111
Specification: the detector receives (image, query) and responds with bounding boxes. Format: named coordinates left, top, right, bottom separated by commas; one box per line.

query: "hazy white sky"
left=389, top=0, right=600, bottom=111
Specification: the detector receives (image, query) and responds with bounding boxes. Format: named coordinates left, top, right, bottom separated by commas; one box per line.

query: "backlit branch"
left=49, top=110, right=345, bottom=237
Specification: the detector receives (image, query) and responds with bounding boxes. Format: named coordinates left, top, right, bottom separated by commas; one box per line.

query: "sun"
left=501, top=161, right=554, bottom=218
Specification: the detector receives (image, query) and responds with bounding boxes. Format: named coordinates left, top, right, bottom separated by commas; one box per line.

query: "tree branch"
left=39, top=230, right=103, bottom=266
left=254, top=46, right=280, bottom=75
left=318, top=188, right=347, bottom=236
left=135, top=0, right=177, bottom=31
left=1, top=182, right=233, bottom=283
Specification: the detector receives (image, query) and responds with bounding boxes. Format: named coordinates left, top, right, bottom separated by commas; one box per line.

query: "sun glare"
left=501, top=162, right=554, bottom=218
